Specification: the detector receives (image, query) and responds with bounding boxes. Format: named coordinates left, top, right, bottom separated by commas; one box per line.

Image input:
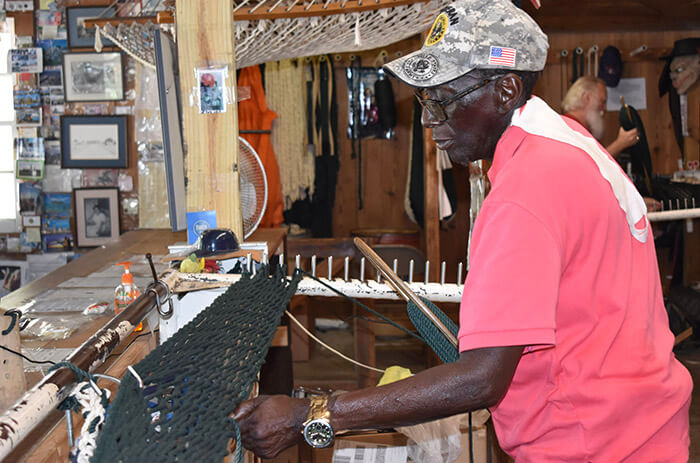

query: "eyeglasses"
left=414, top=77, right=499, bottom=122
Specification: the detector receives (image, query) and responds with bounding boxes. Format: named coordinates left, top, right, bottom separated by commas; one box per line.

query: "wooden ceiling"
left=522, top=0, right=700, bottom=32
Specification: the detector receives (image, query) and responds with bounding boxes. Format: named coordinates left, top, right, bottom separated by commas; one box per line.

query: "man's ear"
left=496, top=74, right=523, bottom=113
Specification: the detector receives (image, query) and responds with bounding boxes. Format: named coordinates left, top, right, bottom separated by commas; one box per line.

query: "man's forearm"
left=329, top=345, right=523, bottom=431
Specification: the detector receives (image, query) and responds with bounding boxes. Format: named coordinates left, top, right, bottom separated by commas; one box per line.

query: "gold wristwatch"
left=302, top=395, right=334, bottom=448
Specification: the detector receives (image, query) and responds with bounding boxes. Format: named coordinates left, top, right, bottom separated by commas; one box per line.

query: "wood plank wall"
left=538, top=29, right=700, bottom=174
left=331, top=37, right=423, bottom=238
left=328, top=29, right=700, bottom=283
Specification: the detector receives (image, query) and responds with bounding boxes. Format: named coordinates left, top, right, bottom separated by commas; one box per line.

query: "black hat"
left=598, top=46, right=622, bottom=87
left=194, top=228, right=240, bottom=258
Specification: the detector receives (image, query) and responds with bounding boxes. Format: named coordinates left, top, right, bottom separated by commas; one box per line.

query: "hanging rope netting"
left=95, top=0, right=454, bottom=69
left=87, top=268, right=301, bottom=462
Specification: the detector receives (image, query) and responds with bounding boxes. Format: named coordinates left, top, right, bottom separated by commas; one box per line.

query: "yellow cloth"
left=179, top=254, right=204, bottom=273
left=377, top=365, right=412, bottom=386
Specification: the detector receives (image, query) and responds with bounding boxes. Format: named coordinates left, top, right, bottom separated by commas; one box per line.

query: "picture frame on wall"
left=66, top=7, right=116, bottom=48
left=62, top=51, right=124, bottom=102
left=74, top=187, right=120, bottom=247
left=16, top=159, right=45, bottom=180
left=0, top=261, right=28, bottom=298
left=60, top=115, right=127, bottom=168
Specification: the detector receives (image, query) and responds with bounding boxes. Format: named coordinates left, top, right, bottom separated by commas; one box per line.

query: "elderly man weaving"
left=234, top=1, right=692, bottom=461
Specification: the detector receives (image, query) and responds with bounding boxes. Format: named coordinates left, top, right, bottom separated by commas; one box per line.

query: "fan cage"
left=239, top=136, right=268, bottom=239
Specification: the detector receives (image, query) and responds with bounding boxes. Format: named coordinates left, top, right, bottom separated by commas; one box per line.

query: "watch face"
left=303, top=419, right=334, bottom=448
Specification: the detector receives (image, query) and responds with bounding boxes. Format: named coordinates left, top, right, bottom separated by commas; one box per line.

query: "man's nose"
left=420, top=106, right=443, bottom=128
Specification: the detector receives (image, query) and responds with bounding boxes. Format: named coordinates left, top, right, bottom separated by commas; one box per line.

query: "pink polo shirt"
left=458, top=116, right=692, bottom=462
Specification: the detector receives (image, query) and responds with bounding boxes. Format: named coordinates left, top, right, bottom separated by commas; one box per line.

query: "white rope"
left=265, top=59, right=314, bottom=206
left=102, top=0, right=452, bottom=70
left=285, top=310, right=386, bottom=373
left=72, top=382, right=111, bottom=463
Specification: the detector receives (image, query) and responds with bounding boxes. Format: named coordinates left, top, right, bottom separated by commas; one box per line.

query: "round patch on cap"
left=425, top=13, right=448, bottom=47
left=402, top=54, right=439, bottom=82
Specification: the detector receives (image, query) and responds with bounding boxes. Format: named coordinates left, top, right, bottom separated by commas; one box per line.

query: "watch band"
left=305, top=395, right=330, bottom=423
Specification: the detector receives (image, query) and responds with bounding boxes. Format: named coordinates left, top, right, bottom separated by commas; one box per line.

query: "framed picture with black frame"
left=60, top=115, right=128, bottom=168
left=74, top=187, right=120, bottom=247
left=66, top=6, right=116, bottom=48
left=62, top=51, right=125, bottom=102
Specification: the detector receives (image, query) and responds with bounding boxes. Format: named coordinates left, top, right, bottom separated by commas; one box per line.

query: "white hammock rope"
left=91, top=0, right=452, bottom=70
left=71, top=382, right=111, bottom=463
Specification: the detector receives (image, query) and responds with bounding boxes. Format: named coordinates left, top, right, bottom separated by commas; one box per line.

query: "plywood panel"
left=176, top=0, right=243, bottom=239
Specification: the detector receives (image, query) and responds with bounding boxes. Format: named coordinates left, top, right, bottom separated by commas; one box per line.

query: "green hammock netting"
left=90, top=268, right=301, bottom=462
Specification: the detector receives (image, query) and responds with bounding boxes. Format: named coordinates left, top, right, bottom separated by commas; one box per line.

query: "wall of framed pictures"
left=4, top=1, right=141, bottom=255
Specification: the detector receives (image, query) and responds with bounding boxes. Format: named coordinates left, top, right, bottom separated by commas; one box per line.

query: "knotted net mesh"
left=90, top=268, right=301, bottom=462
left=96, top=0, right=454, bottom=70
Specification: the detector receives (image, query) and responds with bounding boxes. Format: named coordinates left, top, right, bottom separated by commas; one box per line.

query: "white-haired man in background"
left=562, top=76, right=639, bottom=158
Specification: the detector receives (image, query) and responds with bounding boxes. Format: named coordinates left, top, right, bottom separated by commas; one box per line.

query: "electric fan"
left=239, top=136, right=268, bottom=239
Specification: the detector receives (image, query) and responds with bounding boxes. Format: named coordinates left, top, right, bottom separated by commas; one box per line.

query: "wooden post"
left=175, top=0, right=243, bottom=239
left=423, top=130, right=440, bottom=282
left=0, top=311, right=26, bottom=412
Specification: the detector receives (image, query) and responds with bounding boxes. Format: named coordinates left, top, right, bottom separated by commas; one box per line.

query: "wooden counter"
left=0, top=227, right=287, bottom=462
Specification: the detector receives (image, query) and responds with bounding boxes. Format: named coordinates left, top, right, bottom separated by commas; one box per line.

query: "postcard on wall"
left=9, top=48, right=43, bottom=73
left=14, top=89, right=41, bottom=108
left=40, top=67, right=62, bottom=88
left=36, top=39, right=67, bottom=67
left=42, top=192, right=71, bottom=218
left=16, top=159, right=45, bottom=181
left=196, top=67, right=228, bottom=114
left=19, top=183, right=41, bottom=215
left=16, top=108, right=42, bottom=127
left=5, top=0, right=33, bottom=12
left=16, top=137, right=44, bottom=159
left=44, top=139, right=61, bottom=165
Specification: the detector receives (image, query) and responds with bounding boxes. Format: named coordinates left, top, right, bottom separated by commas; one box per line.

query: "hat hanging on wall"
left=598, top=46, right=622, bottom=87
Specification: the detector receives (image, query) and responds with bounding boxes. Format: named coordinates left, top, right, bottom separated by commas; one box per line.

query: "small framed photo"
left=60, top=115, right=127, bottom=168
left=0, top=261, right=28, bottom=298
left=196, top=67, right=228, bottom=113
left=16, top=159, right=45, bottom=180
left=66, top=7, right=116, bottom=48
left=62, top=51, right=124, bottom=102
left=9, top=48, right=43, bottom=73
left=74, top=187, right=120, bottom=247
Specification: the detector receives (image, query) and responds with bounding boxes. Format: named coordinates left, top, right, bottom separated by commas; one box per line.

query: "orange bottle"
left=114, top=262, right=143, bottom=331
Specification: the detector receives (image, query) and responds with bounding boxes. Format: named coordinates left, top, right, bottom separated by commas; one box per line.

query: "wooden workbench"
left=0, top=228, right=287, bottom=462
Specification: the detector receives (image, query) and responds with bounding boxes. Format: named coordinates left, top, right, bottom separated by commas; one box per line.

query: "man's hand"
left=617, top=127, right=640, bottom=149
left=232, top=395, right=309, bottom=459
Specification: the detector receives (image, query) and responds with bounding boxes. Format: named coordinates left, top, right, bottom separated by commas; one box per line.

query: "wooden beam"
left=83, top=11, right=174, bottom=28
left=176, top=0, right=243, bottom=239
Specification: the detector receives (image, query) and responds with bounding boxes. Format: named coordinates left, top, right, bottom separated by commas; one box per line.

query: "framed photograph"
left=16, top=159, right=45, bottom=180
left=62, top=51, right=124, bottom=102
left=66, top=7, right=115, bottom=48
left=0, top=261, right=28, bottom=298
left=74, top=187, right=120, bottom=247
left=60, top=115, right=127, bottom=168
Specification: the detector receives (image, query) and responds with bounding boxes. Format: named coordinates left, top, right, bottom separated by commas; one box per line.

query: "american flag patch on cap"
left=488, top=46, right=517, bottom=66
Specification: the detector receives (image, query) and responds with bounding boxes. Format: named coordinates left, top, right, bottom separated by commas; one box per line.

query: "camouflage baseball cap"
left=384, top=0, right=549, bottom=88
